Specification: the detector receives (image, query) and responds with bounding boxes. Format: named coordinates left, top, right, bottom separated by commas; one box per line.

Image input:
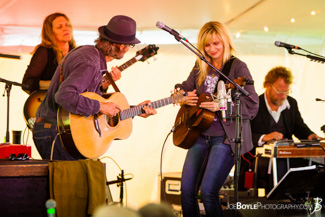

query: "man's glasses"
left=116, top=44, right=135, bottom=49
left=126, top=44, right=135, bottom=48
left=271, top=84, right=292, bottom=95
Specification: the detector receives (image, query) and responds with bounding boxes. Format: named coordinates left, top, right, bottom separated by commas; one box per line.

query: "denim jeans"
left=181, top=135, right=234, bottom=217
left=32, top=121, right=75, bottom=160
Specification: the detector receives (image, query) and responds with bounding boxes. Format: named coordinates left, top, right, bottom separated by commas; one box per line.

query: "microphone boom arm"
left=286, top=48, right=325, bottom=64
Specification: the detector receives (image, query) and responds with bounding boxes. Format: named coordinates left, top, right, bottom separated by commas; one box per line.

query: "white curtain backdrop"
left=1, top=34, right=325, bottom=209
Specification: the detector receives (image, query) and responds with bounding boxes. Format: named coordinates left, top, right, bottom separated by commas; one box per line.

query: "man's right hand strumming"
left=99, top=101, right=121, bottom=117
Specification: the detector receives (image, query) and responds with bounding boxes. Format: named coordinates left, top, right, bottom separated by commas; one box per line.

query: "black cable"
left=160, top=127, right=174, bottom=204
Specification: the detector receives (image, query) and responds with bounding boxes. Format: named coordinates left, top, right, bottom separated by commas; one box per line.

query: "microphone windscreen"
left=274, top=41, right=281, bottom=47
left=45, top=199, right=56, bottom=209
left=217, top=80, right=226, bottom=91
left=156, top=21, right=164, bottom=29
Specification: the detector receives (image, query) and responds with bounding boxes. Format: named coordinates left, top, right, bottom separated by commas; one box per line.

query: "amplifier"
left=158, top=172, right=182, bottom=206
left=158, top=172, right=235, bottom=205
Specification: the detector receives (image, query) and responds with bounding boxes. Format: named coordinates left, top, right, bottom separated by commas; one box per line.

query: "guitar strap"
left=103, top=70, right=120, bottom=92
left=214, top=56, right=236, bottom=92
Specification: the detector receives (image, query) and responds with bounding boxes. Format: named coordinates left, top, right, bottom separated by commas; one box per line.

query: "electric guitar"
left=57, top=90, right=185, bottom=159
left=23, top=44, right=159, bottom=129
left=101, top=44, right=159, bottom=84
left=23, top=90, right=47, bottom=129
left=173, top=93, right=215, bottom=149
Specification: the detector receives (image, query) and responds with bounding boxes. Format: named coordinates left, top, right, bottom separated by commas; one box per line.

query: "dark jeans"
left=32, top=121, right=75, bottom=160
left=181, top=136, right=234, bottom=217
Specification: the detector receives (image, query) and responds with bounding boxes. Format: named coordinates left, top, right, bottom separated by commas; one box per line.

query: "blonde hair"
left=32, top=12, right=76, bottom=63
left=263, top=66, right=294, bottom=88
left=196, top=21, right=236, bottom=85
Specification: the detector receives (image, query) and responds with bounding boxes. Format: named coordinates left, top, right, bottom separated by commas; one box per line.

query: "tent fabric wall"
left=1, top=38, right=325, bottom=208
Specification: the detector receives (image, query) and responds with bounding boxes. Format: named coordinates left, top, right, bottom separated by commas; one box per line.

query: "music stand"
left=267, top=165, right=325, bottom=202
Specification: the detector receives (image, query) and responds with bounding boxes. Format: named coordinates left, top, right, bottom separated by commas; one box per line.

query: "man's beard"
left=109, top=45, right=124, bottom=59
left=270, top=97, right=285, bottom=107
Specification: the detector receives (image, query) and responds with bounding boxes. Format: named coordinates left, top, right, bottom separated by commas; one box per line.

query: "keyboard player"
left=239, top=66, right=324, bottom=193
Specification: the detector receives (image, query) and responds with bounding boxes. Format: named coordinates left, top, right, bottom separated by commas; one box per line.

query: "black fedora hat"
left=98, top=15, right=140, bottom=44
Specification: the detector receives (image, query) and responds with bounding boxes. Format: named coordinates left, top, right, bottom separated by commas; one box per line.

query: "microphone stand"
left=0, top=53, right=21, bottom=60
left=175, top=36, right=257, bottom=213
left=0, top=78, right=25, bottom=143
left=106, top=169, right=132, bottom=206
left=286, top=48, right=325, bottom=63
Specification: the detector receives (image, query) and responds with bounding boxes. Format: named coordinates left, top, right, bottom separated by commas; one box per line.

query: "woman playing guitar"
left=173, top=21, right=259, bottom=217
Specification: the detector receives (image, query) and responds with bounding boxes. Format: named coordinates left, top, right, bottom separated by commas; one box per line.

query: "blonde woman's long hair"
left=196, top=21, right=236, bottom=85
left=32, top=12, right=76, bottom=63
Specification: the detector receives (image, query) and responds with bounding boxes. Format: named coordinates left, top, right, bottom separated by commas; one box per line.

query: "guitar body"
left=57, top=92, right=132, bottom=159
left=23, top=90, right=47, bottom=129
left=173, top=93, right=215, bottom=149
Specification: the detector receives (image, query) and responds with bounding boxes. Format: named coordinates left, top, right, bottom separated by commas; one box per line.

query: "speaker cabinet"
left=0, top=160, right=49, bottom=217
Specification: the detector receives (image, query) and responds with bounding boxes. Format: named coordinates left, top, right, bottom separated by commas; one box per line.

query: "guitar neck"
left=117, top=57, right=138, bottom=71
left=102, top=56, right=140, bottom=83
left=120, top=96, right=173, bottom=120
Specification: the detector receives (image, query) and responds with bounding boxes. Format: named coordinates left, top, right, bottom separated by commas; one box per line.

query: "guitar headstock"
left=136, top=44, right=159, bottom=62
left=171, top=90, right=186, bottom=104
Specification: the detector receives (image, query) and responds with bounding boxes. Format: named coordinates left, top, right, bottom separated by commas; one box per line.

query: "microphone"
left=45, top=199, right=56, bottom=217
left=156, top=21, right=188, bottom=42
left=274, top=41, right=301, bottom=50
left=217, top=80, right=227, bottom=122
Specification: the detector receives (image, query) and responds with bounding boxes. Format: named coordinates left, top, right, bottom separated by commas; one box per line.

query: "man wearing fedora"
left=32, top=15, right=157, bottom=160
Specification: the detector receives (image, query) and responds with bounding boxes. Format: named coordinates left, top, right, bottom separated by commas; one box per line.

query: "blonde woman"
left=175, top=21, right=258, bottom=217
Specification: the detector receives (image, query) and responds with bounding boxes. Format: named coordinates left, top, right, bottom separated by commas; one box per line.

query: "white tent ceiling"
left=1, top=0, right=325, bottom=48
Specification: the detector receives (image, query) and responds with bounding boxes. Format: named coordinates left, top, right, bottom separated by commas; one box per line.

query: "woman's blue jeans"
left=181, top=135, right=234, bottom=217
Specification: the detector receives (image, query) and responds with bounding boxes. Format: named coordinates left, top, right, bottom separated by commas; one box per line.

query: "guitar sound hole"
left=106, top=114, right=120, bottom=127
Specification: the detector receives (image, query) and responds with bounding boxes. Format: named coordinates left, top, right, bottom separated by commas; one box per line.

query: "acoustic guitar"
left=22, top=44, right=159, bottom=129
left=173, top=77, right=250, bottom=149
left=57, top=90, right=186, bottom=159
left=173, top=93, right=215, bottom=149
